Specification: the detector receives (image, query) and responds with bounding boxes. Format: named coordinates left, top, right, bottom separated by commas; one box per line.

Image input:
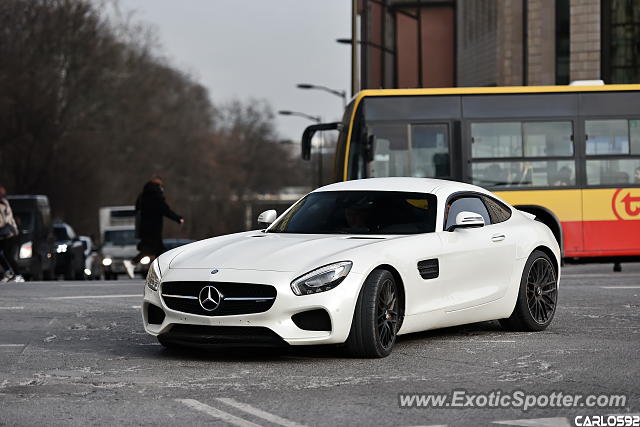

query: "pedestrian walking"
left=0, top=186, right=24, bottom=282
left=124, top=176, right=184, bottom=278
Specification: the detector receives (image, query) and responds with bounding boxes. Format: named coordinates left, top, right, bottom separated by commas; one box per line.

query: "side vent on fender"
left=418, top=259, right=439, bottom=279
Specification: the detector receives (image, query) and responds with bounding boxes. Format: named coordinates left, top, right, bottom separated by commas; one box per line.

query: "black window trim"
left=443, top=190, right=512, bottom=231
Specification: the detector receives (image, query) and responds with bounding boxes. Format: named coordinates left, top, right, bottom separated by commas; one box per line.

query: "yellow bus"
left=301, top=84, right=640, bottom=263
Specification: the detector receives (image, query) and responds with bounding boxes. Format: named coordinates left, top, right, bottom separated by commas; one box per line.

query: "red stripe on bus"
left=561, top=220, right=640, bottom=257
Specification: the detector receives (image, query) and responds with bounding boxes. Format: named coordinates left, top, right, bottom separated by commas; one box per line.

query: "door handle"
left=491, top=234, right=506, bottom=242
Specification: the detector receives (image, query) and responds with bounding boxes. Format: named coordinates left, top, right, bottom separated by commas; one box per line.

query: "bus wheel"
left=500, top=250, right=558, bottom=332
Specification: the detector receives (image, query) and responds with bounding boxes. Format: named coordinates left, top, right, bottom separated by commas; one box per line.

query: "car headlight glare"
left=290, top=261, right=352, bottom=296
left=102, top=257, right=113, bottom=266
left=19, top=241, right=32, bottom=259
left=56, top=244, right=67, bottom=253
left=145, top=260, right=161, bottom=291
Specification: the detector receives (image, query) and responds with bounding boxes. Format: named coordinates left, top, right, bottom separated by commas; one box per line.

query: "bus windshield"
left=268, top=191, right=437, bottom=235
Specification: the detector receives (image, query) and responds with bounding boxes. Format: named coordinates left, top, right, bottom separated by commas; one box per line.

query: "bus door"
left=366, top=121, right=456, bottom=180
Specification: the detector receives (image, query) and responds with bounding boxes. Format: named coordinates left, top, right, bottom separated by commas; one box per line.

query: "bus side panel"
left=495, top=189, right=584, bottom=255
left=580, top=188, right=640, bottom=256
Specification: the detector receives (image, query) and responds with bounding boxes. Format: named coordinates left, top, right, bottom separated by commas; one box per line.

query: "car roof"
left=314, top=177, right=490, bottom=197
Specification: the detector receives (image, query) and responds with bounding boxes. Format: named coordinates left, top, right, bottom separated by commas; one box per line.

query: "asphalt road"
left=0, top=263, right=638, bottom=426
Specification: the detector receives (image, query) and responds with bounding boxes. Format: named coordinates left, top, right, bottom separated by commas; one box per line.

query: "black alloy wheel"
left=526, top=257, right=557, bottom=324
left=376, top=278, right=399, bottom=351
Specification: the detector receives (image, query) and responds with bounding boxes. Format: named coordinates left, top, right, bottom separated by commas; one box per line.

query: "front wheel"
left=344, top=269, right=400, bottom=358
left=500, top=250, right=558, bottom=331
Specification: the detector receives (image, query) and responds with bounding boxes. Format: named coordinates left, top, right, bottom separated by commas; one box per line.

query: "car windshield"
left=13, top=211, right=33, bottom=232
left=54, top=225, right=70, bottom=241
left=268, top=191, right=437, bottom=235
left=104, top=229, right=138, bottom=246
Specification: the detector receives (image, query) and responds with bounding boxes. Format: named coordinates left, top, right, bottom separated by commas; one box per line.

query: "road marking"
left=45, top=294, right=140, bottom=300
left=217, top=397, right=308, bottom=427
left=600, top=286, right=640, bottom=289
left=176, top=399, right=260, bottom=427
left=0, top=344, right=24, bottom=347
left=0, top=306, right=24, bottom=310
left=493, top=417, right=571, bottom=427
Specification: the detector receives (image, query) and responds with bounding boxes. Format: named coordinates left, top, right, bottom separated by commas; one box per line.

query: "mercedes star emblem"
left=198, top=285, right=222, bottom=312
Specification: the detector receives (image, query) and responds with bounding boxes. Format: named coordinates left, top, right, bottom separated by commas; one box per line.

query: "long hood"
left=168, top=231, right=392, bottom=273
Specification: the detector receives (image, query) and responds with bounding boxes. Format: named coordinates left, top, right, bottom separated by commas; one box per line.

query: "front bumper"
left=141, top=267, right=364, bottom=346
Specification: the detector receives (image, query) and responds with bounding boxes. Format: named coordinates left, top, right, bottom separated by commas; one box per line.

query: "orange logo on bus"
left=612, top=188, right=640, bottom=220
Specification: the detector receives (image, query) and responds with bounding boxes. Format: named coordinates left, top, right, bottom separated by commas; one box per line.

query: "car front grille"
left=160, top=281, right=276, bottom=316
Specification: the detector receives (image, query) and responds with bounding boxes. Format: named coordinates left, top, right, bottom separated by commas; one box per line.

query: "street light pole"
left=296, top=83, right=347, bottom=109
left=277, top=110, right=321, bottom=123
left=278, top=110, right=324, bottom=187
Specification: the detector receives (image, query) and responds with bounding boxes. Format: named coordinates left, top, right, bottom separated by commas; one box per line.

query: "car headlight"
left=102, top=257, right=113, bottom=266
left=290, top=261, right=352, bottom=296
left=56, top=244, right=67, bottom=253
left=145, top=260, right=161, bottom=291
left=19, top=241, right=32, bottom=259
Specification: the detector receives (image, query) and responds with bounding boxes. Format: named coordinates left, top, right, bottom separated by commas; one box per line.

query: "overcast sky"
left=114, top=0, right=351, bottom=141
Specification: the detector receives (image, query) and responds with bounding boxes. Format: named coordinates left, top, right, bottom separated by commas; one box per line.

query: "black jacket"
left=135, top=182, right=182, bottom=244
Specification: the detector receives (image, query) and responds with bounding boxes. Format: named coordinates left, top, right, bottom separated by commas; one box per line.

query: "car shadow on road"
left=129, top=320, right=510, bottom=362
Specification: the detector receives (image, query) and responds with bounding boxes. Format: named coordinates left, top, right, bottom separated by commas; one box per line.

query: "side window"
left=481, top=196, right=512, bottom=224
left=445, top=197, right=491, bottom=230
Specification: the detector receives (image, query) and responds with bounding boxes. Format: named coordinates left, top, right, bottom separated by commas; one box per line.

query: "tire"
left=343, top=269, right=400, bottom=358
left=500, top=250, right=558, bottom=332
left=30, top=257, right=43, bottom=281
left=63, top=261, right=74, bottom=281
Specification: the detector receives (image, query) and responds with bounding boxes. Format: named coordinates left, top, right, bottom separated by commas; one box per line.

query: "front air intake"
left=147, top=303, right=165, bottom=325
left=292, top=309, right=332, bottom=331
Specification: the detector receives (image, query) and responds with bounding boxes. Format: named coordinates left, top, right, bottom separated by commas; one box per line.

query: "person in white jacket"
left=0, top=186, right=24, bottom=282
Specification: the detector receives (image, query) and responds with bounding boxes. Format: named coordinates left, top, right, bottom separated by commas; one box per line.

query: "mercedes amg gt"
left=142, top=178, right=560, bottom=358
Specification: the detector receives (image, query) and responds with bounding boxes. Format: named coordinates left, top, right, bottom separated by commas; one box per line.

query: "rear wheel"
left=344, top=269, right=400, bottom=358
left=500, top=250, right=558, bottom=331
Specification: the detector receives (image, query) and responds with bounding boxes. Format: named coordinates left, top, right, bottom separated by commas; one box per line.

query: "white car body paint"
left=142, top=178, right=560, bottom=346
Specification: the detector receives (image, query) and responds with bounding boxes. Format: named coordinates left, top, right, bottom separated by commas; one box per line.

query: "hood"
left=168, top=231, right=393, bottom=273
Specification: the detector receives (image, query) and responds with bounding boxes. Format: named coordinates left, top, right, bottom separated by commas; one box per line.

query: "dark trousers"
left=0, top=236, right=20, bottom=275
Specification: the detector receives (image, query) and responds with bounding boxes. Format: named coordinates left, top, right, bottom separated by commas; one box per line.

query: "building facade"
left=354, top=0, right=640, bottom=91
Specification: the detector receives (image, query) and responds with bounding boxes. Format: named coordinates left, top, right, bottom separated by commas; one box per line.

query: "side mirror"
left=257, top=210, right=277, bottom=227
left=301, top=122, right=341, bottom=160
left=448, top=211, right=485, bottom=231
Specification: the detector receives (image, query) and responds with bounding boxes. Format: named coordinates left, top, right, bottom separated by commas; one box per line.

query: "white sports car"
left=142, top=178, right=560, bottom=358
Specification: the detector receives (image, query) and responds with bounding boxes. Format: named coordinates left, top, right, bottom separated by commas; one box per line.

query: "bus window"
left=471, top=122, right=522, bottom=158
left=524, top=122, right=574, bottom=157
left=367, top=123, right=409, bottom=177
left=410, top=124, right=450, bottom=178
left=585, top=120, right=629, bottom=155
left=586, top=159, right=640, bottom=185
left=632, top=119, right=640, bottom=154
left=471, top=121, right=573, bottom=158
left=472, top=160, right=576, bottom=187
